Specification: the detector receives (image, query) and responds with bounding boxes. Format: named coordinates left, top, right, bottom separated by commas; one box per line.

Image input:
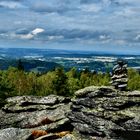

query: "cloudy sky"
left=0, top=0, right=140, bottom=54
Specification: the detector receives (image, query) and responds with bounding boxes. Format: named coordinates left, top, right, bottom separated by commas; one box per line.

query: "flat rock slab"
left=0, top=86, right=140, bottom=140
left=68, top=86, right=140, bottom=140
left=6, top=95, right=70, bottom=106
left=0, top=103, right=71, bottom=129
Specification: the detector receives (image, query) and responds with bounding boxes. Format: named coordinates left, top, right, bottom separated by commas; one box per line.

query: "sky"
left=0, top=0, right=140, bottom=54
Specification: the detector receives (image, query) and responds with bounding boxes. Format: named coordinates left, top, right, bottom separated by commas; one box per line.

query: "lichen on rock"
left=0, top=86, right=140, bottom=140
left=68, top=86, right=140, bottom=140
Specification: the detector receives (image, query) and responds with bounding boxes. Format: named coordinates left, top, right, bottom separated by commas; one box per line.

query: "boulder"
left=0, top=95, right=71, bottom=129
left=68, top=86, right=140, bottom=140
left=0, top=95, right=73, bottom=140
left=0, top=87, right=140, bottom=140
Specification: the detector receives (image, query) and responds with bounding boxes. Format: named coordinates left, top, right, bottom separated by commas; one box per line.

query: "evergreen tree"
left=66, top=68, right=79, bottom=95
left=53, top=67, right=70, bottom=96
left=37, top=71, right=56, bottom=96
left=17, top=59, right=24, bottom=71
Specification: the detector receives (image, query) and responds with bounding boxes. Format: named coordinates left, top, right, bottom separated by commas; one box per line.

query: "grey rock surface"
left=68, top=86, right=140, bottom=140
left=111, top=61, right=128, bottom=90
left=0, top=95, right=73, bottom=140
left=0, top=95, right=71, bottom=129
left=0, top=87, right=140, bottom=140
left=56, top=134, right=77, bottom=140
left=0, top=128, right=32, bottom=140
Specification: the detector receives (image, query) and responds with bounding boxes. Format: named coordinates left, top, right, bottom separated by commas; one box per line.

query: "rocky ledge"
left=0, top=86, right=140, bottom=140
left=0, top=95, right=73, bottom=140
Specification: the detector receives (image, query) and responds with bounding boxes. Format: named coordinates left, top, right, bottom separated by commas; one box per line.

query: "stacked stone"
left=111, top=59, right=128, bottom=90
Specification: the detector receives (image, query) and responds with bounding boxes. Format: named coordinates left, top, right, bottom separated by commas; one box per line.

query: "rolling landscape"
left=0, top=48, right=140, bottom=73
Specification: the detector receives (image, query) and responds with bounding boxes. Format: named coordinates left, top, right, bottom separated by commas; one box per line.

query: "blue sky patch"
left=0, top=0, right=140, bottom=54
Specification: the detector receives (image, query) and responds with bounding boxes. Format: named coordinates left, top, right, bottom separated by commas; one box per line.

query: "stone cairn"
left=111, top=59, right=128, bottom=90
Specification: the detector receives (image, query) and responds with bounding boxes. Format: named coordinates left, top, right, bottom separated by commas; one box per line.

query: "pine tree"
left=66, top=68, right=79, bottom=95
left=53, top=67, right=70, bottom=96
left=17, top=59, right=24, bottom=71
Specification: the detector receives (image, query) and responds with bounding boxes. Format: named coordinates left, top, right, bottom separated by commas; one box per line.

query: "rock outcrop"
left=0, top=86, right=140, bottom=140
left=68, top=86, right=140, bottom=140
left=0, top=95, right=73, bottom=140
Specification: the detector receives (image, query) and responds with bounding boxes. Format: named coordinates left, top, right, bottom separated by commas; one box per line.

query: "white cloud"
left=99, top=35, right=110, bottom=40
left=115, top=8, right=136, bottom=17
left=10, top=28, right=63, bottom=41
left=48, top=35, right=63, bottom=41
left=0, top=1, right=25, bottom=9
left=135, top=34, right=140, bottom=41
left=79, top=0, right=112, bottom=13
left=115, top=39, right=126, bottom=45
left=0, top=0, right=140, bottom=51
left=31, top=28, right=45, bottom=35
left=16, top=28, right=45, bottom=39
left=20, top=34, right=34, bottom=39
left=116, top=0, right=140, bottom=5
left=80, top=4, right=102, bottom=12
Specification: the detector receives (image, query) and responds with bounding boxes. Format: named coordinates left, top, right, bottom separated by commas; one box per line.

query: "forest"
left=0, top=63, right=140, bottom=102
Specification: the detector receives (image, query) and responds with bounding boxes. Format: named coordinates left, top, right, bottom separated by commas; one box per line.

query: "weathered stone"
left=6, top=95, right=70, bottom=106
left=56, top=134, right=77, bottom=140
left=125, top=90, right=140, bottom=97
left=0, top=86, right=140, bottom=140
left=34, top=118, right=73, bottom=133
left=111, top=60, right=128, bottom=90
left=75, top=86, right=117, bottom=98
left=0, top=103, right=70, bottom=129
left=122, top=118, right=140, bottom=130
left=0, top=128, right=32, bottom=140
left=0, top=94, right=73, bottom=140
left=68, top=86, right=140, bottom=140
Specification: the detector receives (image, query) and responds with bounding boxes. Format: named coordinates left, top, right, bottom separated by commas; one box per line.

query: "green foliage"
left=0, top=66, right=140, bottom=99
left=17, top=59, right=24, bottom=71
left=79, top=71, right=91, bottom=88
left=53, top=67, right=70, bottom=96
left=127, top=68, right=140, bottom=90
left=66, top=68, right=79, bottom=96
left=37, top=71, right=56, bottom=96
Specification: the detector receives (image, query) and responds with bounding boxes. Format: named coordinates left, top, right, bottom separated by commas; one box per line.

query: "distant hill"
left=0, top=59, right=61, bottom=73
left=0, top=48, right=140, bottom=73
